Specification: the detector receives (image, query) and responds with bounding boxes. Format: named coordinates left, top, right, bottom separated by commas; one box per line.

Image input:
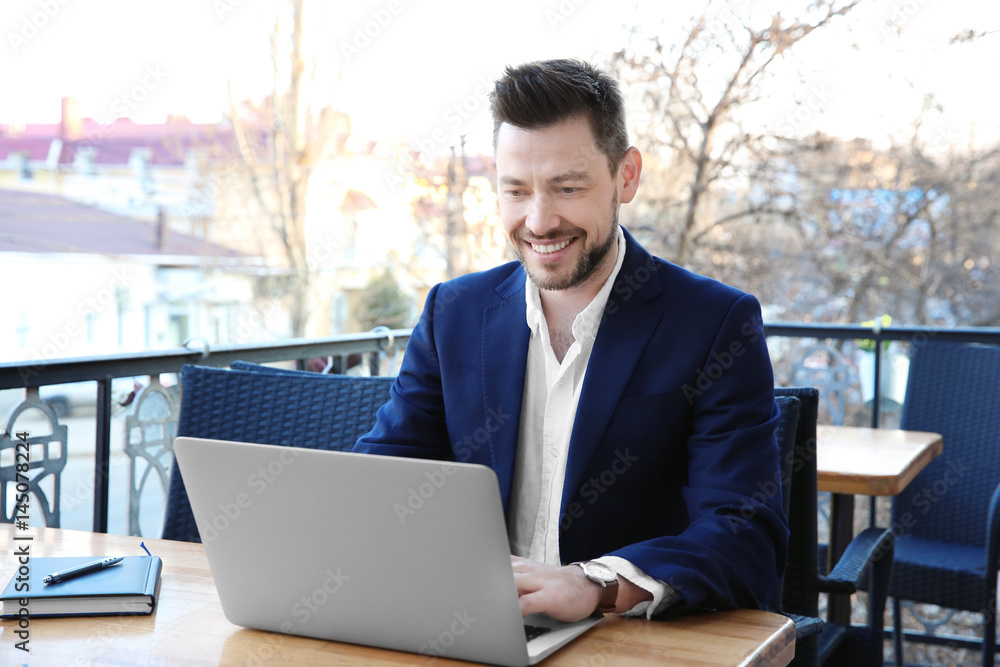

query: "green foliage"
left=857, top=314, right=893, bottom=352
left=355, top=269, right=411, bottom=331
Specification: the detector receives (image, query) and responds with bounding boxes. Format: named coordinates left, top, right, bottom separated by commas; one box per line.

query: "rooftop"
left=0, top=188, right=240, bottom=259
left=0, top=97, right=234, bottom=166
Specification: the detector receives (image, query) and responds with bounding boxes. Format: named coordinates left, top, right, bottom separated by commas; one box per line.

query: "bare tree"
left=409, top=144, right=472, bottom=281
left=405, top=147, right=504, bottom=281
left=607, top=0, right=864, bottom=269
left=934, top=145, right=1000, bottom=326
left=224, top=0, right=347, bottom=337
left=779, top=132, right=947, bottom=323
left=766, top=118, right=1000, bottom=328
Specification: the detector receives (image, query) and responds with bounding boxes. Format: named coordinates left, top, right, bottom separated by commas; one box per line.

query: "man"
left=355, top=59, right=787, bottom=622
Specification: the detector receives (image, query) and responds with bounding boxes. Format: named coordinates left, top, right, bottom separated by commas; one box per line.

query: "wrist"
left=571, top=561, right=619, bottom=614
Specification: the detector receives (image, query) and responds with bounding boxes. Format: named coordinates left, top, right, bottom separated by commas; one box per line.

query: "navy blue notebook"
left=0, top=556, right=162, bottom=617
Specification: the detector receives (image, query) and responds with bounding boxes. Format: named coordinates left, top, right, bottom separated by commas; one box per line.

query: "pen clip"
left=140, top=542, right=153, bottom=557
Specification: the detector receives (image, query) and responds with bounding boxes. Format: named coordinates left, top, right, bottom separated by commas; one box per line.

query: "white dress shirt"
left=507, top=225, right=676, bottom=618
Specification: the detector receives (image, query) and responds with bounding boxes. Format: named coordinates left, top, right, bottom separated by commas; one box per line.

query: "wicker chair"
left=887, top=341, right=1000, bottom=667
left=162, top=364, right=394, bottom=542
left=774, top=386, right=895, bottom=667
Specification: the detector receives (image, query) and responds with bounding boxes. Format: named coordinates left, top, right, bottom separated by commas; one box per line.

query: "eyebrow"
left=498, top=171, right=592, bottom=187
left=551, top=170, right=591, bottom=184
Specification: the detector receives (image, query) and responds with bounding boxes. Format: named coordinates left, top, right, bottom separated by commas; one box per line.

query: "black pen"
left=43, top=556, right=124, bottom=584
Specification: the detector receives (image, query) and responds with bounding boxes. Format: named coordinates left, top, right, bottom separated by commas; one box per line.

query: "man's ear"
left=619, top=147, right=642, bottom=204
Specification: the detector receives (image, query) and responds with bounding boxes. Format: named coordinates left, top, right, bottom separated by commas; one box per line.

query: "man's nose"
left=525, top=195, right=560, bottom=237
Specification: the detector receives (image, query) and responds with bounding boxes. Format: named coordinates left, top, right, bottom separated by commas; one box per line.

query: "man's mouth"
left=528, top=238, right=573, bottom=254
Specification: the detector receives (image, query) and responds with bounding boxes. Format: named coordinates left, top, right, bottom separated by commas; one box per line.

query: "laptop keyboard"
left=524, top=623, right=553, bottom=643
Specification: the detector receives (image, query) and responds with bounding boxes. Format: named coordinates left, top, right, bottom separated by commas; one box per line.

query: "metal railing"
left=764, top=322, right=1000, bottom=425
left=5, top=323, right=1000, bottom=536
left=0, top=329, right=410, bottom=534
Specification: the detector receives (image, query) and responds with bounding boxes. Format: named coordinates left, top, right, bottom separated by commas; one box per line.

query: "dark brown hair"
left=489, top=59, right=629, bottom=174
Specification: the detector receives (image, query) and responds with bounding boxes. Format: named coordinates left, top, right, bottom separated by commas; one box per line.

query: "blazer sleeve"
left=604, top=294, right=786, bottom=614
left=353, top=283, right=453, bottom=460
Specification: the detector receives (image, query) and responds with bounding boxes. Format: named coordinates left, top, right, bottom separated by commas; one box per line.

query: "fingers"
left=518, top=589, right=549, bottom=617
left=512, top=562, right=544, bottom=596
left=511, top=558, right=553, bottom=616
left=519, top=585, right=593, bottom=622
left=508, top=558, right=600, bottom=622
left=510, top=555, right=536, bottom=572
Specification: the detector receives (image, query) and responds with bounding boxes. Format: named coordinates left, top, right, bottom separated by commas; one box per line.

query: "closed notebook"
left=0, top=556, right=162, bottom=618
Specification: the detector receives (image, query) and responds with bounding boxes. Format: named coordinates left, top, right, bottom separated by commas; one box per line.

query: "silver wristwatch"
left=571, top=561, right=619, bottom=614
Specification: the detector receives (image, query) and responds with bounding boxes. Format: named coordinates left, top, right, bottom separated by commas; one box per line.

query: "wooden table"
left=0, top=526, right=795, bottom=666
left=816, top=425, right=943, bottom=623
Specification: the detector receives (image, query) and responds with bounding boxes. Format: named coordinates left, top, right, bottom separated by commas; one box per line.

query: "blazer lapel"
left=561, top=230, right=664, bottom=513
left=481, top=267, right=530, bottom=511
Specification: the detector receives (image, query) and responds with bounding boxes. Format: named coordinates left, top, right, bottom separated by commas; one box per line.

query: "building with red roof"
left=1, top=98, right=511, bottom=351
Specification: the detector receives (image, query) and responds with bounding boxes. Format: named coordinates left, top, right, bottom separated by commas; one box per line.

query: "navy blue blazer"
left=355, top=228, right=788, bottom=614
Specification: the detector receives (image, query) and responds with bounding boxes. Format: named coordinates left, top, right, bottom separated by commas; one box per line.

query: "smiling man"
left=355, top=59, right=787, bottom=622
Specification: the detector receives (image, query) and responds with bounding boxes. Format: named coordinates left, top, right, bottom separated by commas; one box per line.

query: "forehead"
left=495, top=116, right=605, bottom=177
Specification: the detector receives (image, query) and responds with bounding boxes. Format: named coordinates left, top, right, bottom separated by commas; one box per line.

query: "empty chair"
left=774, top=386, right=894, bottom=667
left=162, top=364, right=394, bottom=542
left=888, top=341, right=1000, bottom=667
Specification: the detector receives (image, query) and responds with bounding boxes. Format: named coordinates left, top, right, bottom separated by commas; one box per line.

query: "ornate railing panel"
left=0, top=329, right=411, bottom=533
left=1, top=388, right=69, bottom=527
left=124, top=377, right=180, bottom=537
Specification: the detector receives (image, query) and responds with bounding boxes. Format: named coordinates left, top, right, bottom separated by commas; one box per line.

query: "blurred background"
left=2, top=0, right=997, bottom=362
left=2, top=3, right=998, bottom=663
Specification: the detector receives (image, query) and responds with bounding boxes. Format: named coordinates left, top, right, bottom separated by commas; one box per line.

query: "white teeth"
left=530, top=239, right=571, bottom=254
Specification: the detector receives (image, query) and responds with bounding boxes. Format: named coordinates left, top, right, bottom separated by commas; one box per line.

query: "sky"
left=2, top=0, right=999, bottom=155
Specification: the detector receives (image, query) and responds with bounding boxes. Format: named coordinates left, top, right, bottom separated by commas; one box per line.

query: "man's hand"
left=510, top=556, right=653, bottom=622
left=511, top=556, right=601, bottom=622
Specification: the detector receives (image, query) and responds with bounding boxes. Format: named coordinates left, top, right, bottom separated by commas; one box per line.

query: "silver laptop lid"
left=174, top=437, right=533, bottom=666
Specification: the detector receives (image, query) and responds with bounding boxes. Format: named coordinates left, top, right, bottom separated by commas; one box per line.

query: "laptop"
left=173, top=437, right=603, bottom=666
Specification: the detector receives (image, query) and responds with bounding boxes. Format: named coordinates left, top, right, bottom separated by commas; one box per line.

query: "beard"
left=515, top=195, right=619, bottom=292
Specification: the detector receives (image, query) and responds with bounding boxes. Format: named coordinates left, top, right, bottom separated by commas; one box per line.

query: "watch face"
left=583, top=561, right=616, bottom=583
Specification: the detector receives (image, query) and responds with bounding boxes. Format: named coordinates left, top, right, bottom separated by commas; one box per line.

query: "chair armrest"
left=785, top=612, right=825, bottom=639
left=817, top=527, right=894, bottom=595
left=986, top=481, right=1000, bottom=591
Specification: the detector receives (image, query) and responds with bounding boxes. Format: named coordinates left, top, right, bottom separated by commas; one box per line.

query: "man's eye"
left=561, top=187, right=581, bottom=194
left=506, top=190, right=523, bottom=197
